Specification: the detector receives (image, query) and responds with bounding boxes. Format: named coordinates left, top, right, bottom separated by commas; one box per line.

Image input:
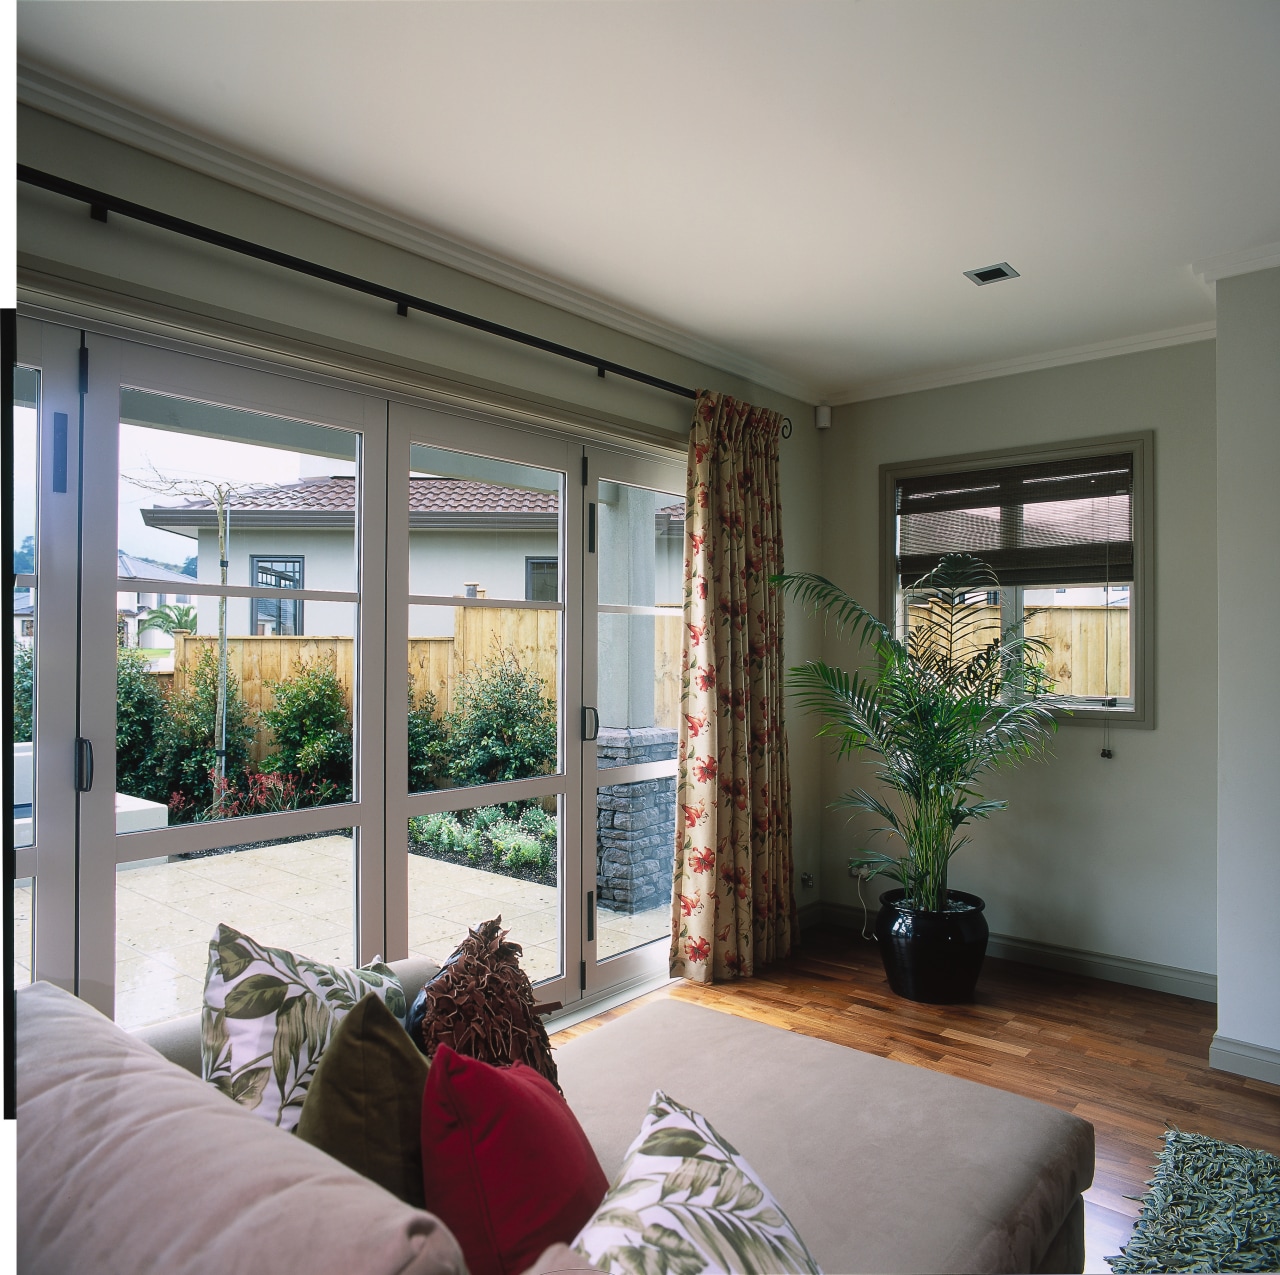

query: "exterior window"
left=250, top=556, right=304, bottom=635
left=525, top=556, right=558, bottom=602
left=882, top=434, right=1152, bottom=724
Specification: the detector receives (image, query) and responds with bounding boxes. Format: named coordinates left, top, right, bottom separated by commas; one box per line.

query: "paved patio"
left=22, top=833, right=666, bottom=1030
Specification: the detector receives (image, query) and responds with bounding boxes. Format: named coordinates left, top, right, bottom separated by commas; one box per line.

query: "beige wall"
left=17, top=103, right=827, bottom=895
left=1213, top=266, right=1280, bottom=1074
left=822, top=342, right=1218, bottom=982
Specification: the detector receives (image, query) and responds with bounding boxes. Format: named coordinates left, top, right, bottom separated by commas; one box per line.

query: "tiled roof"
left=158, top=475, right=557, bottom=514
left=117, top=551, right=194, bottom=582
left=151, top=476, right=685, bottom=520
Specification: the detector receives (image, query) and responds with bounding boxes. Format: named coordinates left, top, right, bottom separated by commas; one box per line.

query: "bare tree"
left=125, top=466, right=257, bottom=782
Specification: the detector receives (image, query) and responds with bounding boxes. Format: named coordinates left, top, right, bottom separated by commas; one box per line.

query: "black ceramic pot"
left=874, top=888, right=989, bottom=1004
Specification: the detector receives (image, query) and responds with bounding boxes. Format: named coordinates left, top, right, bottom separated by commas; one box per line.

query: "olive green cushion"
left=297, top=992, right=430, bottom=1207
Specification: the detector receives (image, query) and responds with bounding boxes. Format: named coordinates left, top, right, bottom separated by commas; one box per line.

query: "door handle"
left=75, top=737, right=94, bottom=793
left=582, top=706, right=599, bottom=742
left=586, top=890, right=595, bottom=942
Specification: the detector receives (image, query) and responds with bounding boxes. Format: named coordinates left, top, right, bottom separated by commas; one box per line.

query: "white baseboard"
left=985, top=933, right=1216, bottom=1003
left=1209, top=1034, right=1280, bottom=1086
left=815, top=902, right=1217, bottom=1002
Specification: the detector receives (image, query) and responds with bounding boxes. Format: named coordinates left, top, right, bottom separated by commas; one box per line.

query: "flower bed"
left=409, top=804, right=557, bottom=887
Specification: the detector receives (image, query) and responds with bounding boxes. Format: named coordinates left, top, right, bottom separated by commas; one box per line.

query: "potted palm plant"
left=777, top=553, right=1060, bottom=1003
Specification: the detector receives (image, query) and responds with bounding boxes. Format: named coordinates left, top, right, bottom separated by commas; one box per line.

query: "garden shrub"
left=115, top=648, right=170, bottom=804
left=410, top=812, right=480, bottom=860
left=407, top=681, right=449, bottom=793
left=260, top=658, right=352, bottom=802
left=445, top=650, right=557, bottom=789
left=487, top=819, right=552, bottom=872
left=159, top=648, right=255, bottom=821
left=200, top=769, right=333, bottom=821
left=12, top=645, right=33, bottom=743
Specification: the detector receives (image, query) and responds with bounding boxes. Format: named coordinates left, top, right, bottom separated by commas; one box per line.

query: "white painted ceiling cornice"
left=18, top=62, right=820, bottom=405
left=1192, top=242, right=1280, bottom=284
left=832, top=320, right=1217, bottom=405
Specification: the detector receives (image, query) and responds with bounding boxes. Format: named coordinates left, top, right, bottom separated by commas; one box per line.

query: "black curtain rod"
left=17, top=164, right=700, bottom=402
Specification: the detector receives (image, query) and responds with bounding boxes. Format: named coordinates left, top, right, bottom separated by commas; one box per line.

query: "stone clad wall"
left=596, top=727, right=678, bottom=914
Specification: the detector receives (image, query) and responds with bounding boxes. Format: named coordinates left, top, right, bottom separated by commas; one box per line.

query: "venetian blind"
left=895, top=451, right=1134, bottom=587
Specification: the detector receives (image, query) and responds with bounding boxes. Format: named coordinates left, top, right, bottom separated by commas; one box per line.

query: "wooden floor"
left=553, top=927, right=1280, bottom=1274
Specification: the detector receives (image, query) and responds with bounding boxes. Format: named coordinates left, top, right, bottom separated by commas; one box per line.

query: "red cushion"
left=421, top=1043, right=608, bottom=1275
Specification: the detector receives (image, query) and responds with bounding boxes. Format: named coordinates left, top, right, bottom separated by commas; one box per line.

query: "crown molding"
left=832, top=320, right=1217, bottom=405
left=17, top=61, right=818, bottom=405
left=1192, top=241, right=1280, bottom=284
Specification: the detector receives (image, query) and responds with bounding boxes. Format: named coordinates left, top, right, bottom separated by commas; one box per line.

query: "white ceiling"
left=16, top=1, right=1280, bottom=404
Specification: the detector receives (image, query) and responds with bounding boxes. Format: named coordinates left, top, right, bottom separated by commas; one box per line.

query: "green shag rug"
left=1108, top=1129, right=1280, bottom=1273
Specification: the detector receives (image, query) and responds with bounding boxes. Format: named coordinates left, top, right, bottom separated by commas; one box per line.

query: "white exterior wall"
left=195, top=528, right=357, bottom=636
left=407, top=529, right=559, bottom=635
left=192, top=525, right=561, bottom=637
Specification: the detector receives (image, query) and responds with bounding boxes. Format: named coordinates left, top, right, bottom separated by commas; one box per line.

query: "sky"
left=12, top=407, right=315, bottom=568
left=117, top=424, right=304, bottom=564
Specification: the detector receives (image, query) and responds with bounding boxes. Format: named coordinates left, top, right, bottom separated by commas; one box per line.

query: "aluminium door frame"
left=580, top=443, right=686, bottom=999
left=66, top=329, right=390, bottom=1016
left=17, top=317, right=82, bottom=994
left=386, top=400, right=582, bottom=1010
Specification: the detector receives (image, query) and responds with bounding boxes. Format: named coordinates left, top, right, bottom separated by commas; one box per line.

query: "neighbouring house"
left=140, top=476, right=683, bottom=638
left=12, top=590, right=34, bottom=647
left=115, top=551, right=193, bottom=651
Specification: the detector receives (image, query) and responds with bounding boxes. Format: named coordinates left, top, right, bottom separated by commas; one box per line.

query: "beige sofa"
left=17, top=959, right=1093, bottom=1274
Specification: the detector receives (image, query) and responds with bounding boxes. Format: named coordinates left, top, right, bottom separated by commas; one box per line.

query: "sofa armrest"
left=17, top=981, right=465, bottom=1275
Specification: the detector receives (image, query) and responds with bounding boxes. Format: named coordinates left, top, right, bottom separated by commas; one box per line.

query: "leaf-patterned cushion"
left=201, top=923, right=407, bottom=1133
left=572, top=1091, right=822, bottom=1275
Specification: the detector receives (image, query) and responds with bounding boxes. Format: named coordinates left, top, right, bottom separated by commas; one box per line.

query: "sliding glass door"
left=14, top=316, right=685, bottom=1024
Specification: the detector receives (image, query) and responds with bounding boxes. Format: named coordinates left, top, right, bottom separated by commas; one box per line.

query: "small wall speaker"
left=815, top=405, right=832, bottom=430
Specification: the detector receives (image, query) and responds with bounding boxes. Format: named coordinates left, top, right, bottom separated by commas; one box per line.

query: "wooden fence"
left=906, top=603, right=1129, bottom=698
left=168, top=609, right=683, bottom=762
left=1024, top=606, right=1129, bottom=699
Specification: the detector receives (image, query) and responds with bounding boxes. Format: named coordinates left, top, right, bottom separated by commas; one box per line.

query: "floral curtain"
left=670, top=391, right=794, bottom=983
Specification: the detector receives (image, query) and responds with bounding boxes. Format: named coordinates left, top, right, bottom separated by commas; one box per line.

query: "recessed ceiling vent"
left=964, top=262, right=1020, bottom=285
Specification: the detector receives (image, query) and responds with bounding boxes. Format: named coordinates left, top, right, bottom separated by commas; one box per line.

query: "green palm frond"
left=784, top=552, right=1062, bottom=910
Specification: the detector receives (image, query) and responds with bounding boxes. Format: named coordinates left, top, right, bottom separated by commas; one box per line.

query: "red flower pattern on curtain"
left=669, top=391, right=794, bottom=983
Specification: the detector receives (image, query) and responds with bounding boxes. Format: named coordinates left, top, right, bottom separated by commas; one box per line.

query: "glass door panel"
left=12, top=367, right=38, bottom=852
left=585, top=450, right=686, bottom=986
left=70, top=332, right=385, bottom=1022
left=390, top=404, right=578, bottom=1004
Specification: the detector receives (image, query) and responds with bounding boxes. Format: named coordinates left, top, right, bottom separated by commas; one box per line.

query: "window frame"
left=249, top=554, right=305, bottom=635
left=880, top=431, right=1154, bottom=727
left=524, top=555, right=558, bottom=602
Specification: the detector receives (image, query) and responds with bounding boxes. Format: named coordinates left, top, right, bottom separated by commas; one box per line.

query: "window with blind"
left=882, top=434, right=1153, bottom=723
